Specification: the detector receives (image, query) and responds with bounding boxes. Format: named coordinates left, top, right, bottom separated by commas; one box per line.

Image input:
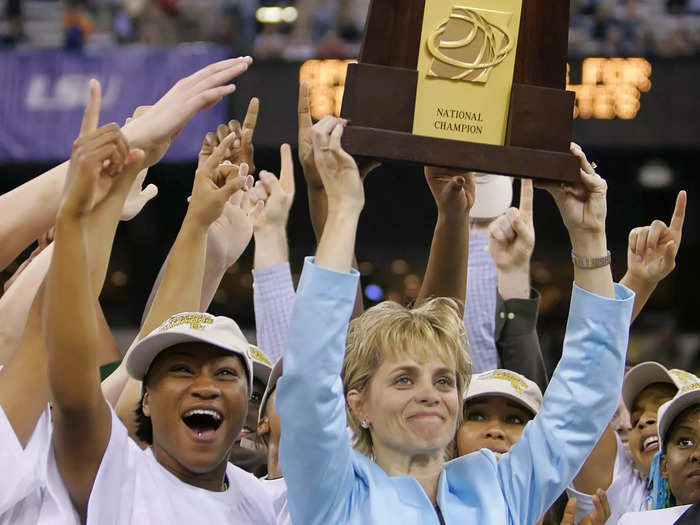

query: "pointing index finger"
left=80, top=79, right=101, bottom=137
left=670, top=190, right=687, bottom=233
left=519, top=178, right=533, bottom=220
left=242, top=98, right=259, bottom=139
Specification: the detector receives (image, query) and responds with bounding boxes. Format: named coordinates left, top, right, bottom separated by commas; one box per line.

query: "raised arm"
left=252, top=144, right=296, bottom=362
left=495, top=144, right=634, bottom=524
left=488, top=179, right=548, bottom=389
left=620, top=190, right=685, bottom=322
left=0, top=57, right=251, bottom=272
left=277, top=117, right=363, bottom=525
left=415, top=167, right=474, bottom=314
left=297, top=82, right=376, bottom=317
left=42, top=84, right=145, bottom=518
left=571, top=190, right=686, bottom=497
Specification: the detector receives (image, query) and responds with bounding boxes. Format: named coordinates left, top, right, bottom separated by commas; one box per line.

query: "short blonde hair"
left=342, top=297, right=472, bottom=457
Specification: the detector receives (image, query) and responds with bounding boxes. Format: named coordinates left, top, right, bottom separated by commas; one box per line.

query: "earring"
left=361, top=419, right=369, bottom=429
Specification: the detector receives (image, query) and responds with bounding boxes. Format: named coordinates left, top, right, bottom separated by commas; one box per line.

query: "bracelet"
left=571, top=250, right=611, bottom=269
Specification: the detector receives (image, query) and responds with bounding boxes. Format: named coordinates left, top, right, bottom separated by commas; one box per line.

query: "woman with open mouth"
left=619, top=383, right=700, bottom=524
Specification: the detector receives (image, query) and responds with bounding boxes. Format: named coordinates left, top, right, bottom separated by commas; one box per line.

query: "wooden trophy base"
left=340, top=63, right=579, bottom=182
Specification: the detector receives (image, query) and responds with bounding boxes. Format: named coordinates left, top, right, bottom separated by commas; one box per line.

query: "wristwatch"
left=571, top=250, right=611, bottom=269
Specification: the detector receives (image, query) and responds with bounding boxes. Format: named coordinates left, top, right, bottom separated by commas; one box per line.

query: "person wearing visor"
left=277, top=118, right=634, bottom=524
left=569, top=190, right=688, bottom=523
left=457, top=369, right=541, bottom=460
left=42, top=75, right=275, bottom=524
left=619, top=383, right=700, bottom=524
left=458, top=370, right=611, bottom=525
left=231, top=345, right=273, bottom=475
left=569, top=362, right=698, bottom=524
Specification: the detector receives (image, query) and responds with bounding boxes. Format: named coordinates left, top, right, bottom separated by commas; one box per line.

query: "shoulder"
left=226, top=464, right=275, bottom=514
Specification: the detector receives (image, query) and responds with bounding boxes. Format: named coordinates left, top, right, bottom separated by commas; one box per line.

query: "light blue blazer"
left=278, top=259, right=634, bottom=525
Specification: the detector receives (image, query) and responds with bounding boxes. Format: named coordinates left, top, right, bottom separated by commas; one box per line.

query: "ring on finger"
left=321, top=146, right=331, bottom=151
left=590, top=162, right=598, bottom=170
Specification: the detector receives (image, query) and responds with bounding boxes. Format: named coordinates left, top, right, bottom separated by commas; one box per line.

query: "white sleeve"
left=85, top=407, right=139, bottom=525
left=0, top=404, right=40, bottom=515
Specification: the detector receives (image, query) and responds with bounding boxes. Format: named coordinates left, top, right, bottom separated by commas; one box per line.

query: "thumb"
left=79, top=79, right=101, bottom=136
left=126, top=149, right=146, bottom=166
left=560, top=498, right=577, bottom=525
left=248, top=199, right=265, bottom=221
left=446, top=176, right=465, bottom=195
left=141, top=183, right=158, bottom=202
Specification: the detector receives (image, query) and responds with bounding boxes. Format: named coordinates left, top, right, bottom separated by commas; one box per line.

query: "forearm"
left=200, top=252, right=228, bottom=312
left=0, top=162, right=67, bottom=271
left=620, top=271, right=656, bottom=323
left=417, top=214, right=469, bottom=312
left=45, top=215, right=102, bottom=410
left=307, top=187, right=328, bottom=242
left=498, top=267, right=530, bottom=300
left=254, top=227, right=289, bottom=270
left=0, top=292, right=50, bottom=446
left=571, top=233, right=614, bottom=299
left=138, top=215, right=208, bottom=338
left=0, top=245, right=52, bottom=364
left=316, top=210, right=360, bottom=273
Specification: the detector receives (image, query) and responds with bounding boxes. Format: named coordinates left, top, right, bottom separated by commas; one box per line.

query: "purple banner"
left=0, top=45, right=232, bottom=162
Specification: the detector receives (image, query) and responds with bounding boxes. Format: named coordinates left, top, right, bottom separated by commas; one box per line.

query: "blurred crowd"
left=1, top=0, right=699, bottom=57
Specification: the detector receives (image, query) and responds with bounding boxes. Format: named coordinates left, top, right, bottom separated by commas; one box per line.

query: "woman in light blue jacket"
left=277, top=118, right=635, bottom=525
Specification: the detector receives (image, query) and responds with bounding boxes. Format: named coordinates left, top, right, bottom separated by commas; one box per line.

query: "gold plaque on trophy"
left=413, top=0, right=523, bottom=146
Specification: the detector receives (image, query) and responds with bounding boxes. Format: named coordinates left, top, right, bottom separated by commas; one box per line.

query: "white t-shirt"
left=0, top=406, right=79, bottom=525
left=261, top=476, right=290, bottom=525
left=567, top=433, right=648, bottom=524
left=86, top=408, right=276, bottom=524
left=0, top=403, right=39, bottom=515
left=618, top=504, right=692, bottom=524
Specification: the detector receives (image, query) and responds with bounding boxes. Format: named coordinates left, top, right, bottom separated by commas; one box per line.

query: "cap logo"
left=480, top=370, right=528, bottom=393
left=679, top=382, right=700, bottom=394
left=159, top=313, right=213, bottom=332
left=670, top=369, right=698, bottom=385
left=249, top=347, right=272, bottom=366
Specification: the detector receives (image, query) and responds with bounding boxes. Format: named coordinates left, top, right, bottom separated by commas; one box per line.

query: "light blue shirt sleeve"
left=496, top=283, right=635, bottom=524
left=276, top=258, right=359, bottom=525
left=252, top=262, right=296, bottom=363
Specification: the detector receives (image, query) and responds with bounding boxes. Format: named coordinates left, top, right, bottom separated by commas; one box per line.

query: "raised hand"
left=206, top=174, right=264, bottom=270
left=60, top=80, right=143, bottom=218
left=424, top=166, right=475, bottom=220
left=488, top=179, right=535, bottom=272
left=312, top=116, right=364, bottom=213
left=120, top=168, right=158, bottom=221
left=251, top=144, right=295, bottom=233
left=123, top=57, right=252, bottom=151
left=187, top=131, right=251, bottom=228
left=626, top=190, right=686, bottom=286
left=537, top=143, right=607, bottom=239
